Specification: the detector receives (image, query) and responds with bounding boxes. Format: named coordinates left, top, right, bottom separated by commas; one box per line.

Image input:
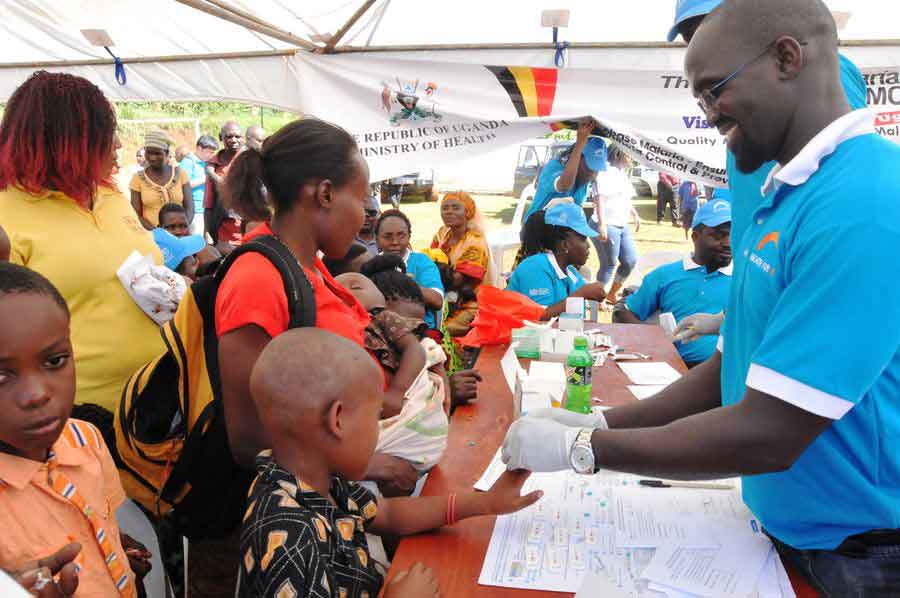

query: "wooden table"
left=388, top=323, right=816, bottom=597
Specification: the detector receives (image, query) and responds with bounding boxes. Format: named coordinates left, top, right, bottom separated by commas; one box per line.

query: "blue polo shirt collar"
left=545, top=252, right=579, bottom=283
left=762, top=109, right=875, bottom=196
left=682, top=255, right=733, bottom=276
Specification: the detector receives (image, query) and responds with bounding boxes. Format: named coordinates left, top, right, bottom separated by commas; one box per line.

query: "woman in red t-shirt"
left=216, top=118, right=420, bottom=486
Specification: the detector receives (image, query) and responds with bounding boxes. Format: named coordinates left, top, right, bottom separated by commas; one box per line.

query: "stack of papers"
left=619, top=362, right=682, bottom=386
left=476, top=468, right=795, bottom=598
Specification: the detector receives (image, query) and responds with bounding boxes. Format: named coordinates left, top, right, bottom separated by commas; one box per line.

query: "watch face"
left=571, top=445, right=594, bottom=474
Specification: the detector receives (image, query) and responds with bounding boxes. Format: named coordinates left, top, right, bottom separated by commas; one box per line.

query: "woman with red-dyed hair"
left=0, top=71, right=164, bottom=414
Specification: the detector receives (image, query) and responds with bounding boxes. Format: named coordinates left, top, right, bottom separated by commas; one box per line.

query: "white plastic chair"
left=116, top=499, right=170, bottom=598
left=486, top=184, right=533, bottom=284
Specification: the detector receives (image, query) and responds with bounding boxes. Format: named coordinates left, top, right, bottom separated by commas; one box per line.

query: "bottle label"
left=566, top=365, right=592, bottom=387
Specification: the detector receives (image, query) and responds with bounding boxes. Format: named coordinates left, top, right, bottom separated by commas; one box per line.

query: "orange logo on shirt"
left=756, top=231, right=780, bottom=251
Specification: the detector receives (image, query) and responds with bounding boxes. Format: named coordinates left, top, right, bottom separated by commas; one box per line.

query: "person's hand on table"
left=672, top=312, right=724, bottom=344
left=502, top=415, right=576, bottom=473
left=365, top=453, right=419, bottom=497
left=479, top=470, right=543, bottom=515
left=449, top=369, right=481, bottom=409
left=11, top=542, right=80, bottom=597
left=384, top=562, right=440, bottom=598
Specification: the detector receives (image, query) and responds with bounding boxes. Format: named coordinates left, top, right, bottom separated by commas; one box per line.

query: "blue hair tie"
left=104, top=47, right=126, bottom=86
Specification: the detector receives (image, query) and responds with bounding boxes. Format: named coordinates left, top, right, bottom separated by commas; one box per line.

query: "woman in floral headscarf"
left=430, top=191, right=496, bottom=337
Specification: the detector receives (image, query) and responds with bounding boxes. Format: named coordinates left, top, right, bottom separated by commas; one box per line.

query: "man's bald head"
left=700, top=0, right=837, bottom=59
left=220, top=121, right=241, bottom=137
left=250, top=328, right=381, bottom=437
left=685, top=0, right=846, bottom=173
left=246, top=126, right=267, bottom=151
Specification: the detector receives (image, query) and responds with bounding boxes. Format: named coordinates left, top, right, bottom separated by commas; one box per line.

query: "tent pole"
left=174, top=0, right=317, bottom=50
left=0, top=49, right=297, bottom=70
left=365, top=0, right=391, bottom=47
left=324, top=0, right=377, bottom=52
left=330, top=39, right=900, bottom=53
left=199, top=0, right=315, bottom=50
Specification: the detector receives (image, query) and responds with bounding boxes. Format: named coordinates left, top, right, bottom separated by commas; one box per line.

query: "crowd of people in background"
left=2, top=0, right=898, bottom=596
left=0, top=67, right=727, bottom=598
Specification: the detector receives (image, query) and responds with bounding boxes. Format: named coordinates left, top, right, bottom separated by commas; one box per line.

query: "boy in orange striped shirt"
left=0, top=263, right=150, bottom=597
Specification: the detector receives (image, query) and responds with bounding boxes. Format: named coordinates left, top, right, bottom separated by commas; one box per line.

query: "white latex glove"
left=672, top=312, right=725, bottom=344
left=502, top=417, right=578, bottom=472
left=525, top=407, right=609, bottom=430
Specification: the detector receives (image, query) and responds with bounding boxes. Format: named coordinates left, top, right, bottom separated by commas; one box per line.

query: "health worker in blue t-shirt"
left=507, top=203, right=608, bottom=320
left=502, top=4, right=900, bottom=595
left=524, top=119, right=607, bottom=222
left=614, top=199, right=731, bottom=368
left=669, top=0, right=868, bottom=345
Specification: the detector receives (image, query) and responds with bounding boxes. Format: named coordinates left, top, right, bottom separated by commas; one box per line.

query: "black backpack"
left=115, top=235, right=315, bottom=539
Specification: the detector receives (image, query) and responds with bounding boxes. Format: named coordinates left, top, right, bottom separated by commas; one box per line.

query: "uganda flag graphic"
left=486, top=66, right=560, bottom=121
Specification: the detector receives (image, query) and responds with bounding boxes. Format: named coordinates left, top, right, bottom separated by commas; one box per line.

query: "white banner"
left=292, top=54, right=900, bottom=187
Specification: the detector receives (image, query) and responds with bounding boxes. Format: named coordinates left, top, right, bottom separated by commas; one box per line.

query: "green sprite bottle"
left=565, top=336, right=593, bottom=414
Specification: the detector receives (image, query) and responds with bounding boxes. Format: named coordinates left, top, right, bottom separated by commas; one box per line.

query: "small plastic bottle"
left=564, top=336, right=592, bottom=414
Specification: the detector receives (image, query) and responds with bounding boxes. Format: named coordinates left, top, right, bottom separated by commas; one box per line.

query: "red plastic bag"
left=459, top=286, right=546, bottom=347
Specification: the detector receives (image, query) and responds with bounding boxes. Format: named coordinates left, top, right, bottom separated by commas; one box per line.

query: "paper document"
left=612, top=486, right=752, bottom=548
left=618, top=362, right=681, bottom=386
left=756, top=547, right=797, bottom=598
left=627, top=385, right=669, bottom=400
left=0, top=571, right=29, bottom=598
left=474, top=448, right=506, bottom=491
left=574, top=568, right=636, bottom=597
left=479, top=470, right=636, bottom=593
left=641, top=521, right=773, bottom=598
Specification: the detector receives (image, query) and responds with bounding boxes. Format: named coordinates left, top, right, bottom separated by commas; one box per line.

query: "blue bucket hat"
left=667, top=0, right=721, bottom=42
left=692, top=199, right=732, bottom=229
left=581, top=137, right=608, bottom=172
left=545, top=203, right=599, bottom=238
left=152, top=228, right=206, bottom=271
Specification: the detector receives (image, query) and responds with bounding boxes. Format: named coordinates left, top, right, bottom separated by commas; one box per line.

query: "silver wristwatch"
left=569, top=428, right=596, bottom=475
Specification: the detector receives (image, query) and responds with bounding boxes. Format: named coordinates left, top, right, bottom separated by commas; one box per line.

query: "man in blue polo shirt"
left=669, top=0, right=868, bottom=344
left=524, top=119, right=607, bottom=221
left=502, top=2, right=900, bottom=594
left=614, top=200, right=731, bottom=367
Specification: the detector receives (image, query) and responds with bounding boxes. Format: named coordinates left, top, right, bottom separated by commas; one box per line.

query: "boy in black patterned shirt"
left=238, top=328, right=541, bottom=598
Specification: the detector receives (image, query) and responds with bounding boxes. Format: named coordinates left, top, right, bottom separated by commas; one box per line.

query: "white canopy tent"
left=3, top=0, right=899, bottom=105
left=2, top=1, right=899, bottom=186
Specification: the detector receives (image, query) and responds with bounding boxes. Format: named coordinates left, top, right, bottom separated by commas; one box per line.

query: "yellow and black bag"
left=114, top=235, right=315, bottom=540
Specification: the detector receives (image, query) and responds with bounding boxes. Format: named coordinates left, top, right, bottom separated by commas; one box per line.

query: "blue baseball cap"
left=667, top=0, right=721, bottom=42
left=692, top=199, right=732, bottom=229
left=581, top=137, right=608, bottom=172
left=152, top=228, right=206, bottom=271
left=545, top=203, right=599, bottom=238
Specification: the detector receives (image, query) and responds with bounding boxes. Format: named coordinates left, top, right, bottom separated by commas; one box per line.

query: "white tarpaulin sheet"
left=1, top=1, right=899, bottom=185
left=291, top=52, right=900, bottom=185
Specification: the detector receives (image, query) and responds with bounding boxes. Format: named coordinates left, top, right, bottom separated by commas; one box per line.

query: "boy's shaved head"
left=250, top=328, right=380, bottom=435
